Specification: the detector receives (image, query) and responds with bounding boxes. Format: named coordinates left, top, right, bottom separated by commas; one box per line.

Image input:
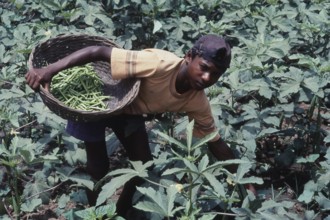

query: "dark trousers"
left=83, top=115, right=152, bottom=217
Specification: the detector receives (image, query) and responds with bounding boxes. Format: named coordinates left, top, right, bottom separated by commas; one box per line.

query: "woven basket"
left=28, top=34, right=140, bottom=122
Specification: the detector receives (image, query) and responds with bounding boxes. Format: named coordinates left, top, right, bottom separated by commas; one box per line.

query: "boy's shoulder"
left=143, top=48, right=182, bottom=61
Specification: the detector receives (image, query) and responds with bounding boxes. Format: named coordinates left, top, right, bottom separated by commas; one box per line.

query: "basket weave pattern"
left=28, top=34, right=140, bottom=122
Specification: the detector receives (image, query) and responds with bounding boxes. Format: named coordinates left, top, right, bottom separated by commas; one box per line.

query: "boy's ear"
left=185, top=50, right=193, bottom=62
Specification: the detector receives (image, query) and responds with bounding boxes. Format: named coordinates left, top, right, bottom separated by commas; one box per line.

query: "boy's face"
left=185, top=53, right=224, bottom=90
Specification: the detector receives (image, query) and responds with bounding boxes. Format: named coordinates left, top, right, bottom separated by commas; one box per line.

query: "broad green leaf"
left=97, top=173, right=137, bottom=206
left=240, top=78, right=272, bottom=99
left=135, top=187, right=171, bottom=217
left=56, top=166, right=76, bottom=178
left=1, top=11, right=15, bottom=26
left=304, top=210, right=316, bottom=220
left=236, top=176, right=264, bottom=185
left=162, top=167, right=186, bottom=176
left=279, top=81, right=301, bottom=98
left=257, top=199, right=290, bottom=212
left=206, top=159, right=246, bottom=172
left=0, top=144, right=10, bottom=156
left=268, top=39, right=290, bottom=58
left=64, top=147, right=86, bottom=166
left=296, top=154, right=320, bottom=163
left=94, top=13, right=113, bottom=26
left=182, top=158, right=199, bottom=173
left=262, top=116, right=280, bottom=127
left=231, top=207, right=252, bottom=217
left=315, top=194, right=330, bottom=211
left=106, top=161, right=151, bottom=178
left=0, top=88, right=26, bottom=100
left=95, top=203, right=117, bottom=217
left=218, top=122, right=235, bottom=140
left=179, top=16, right=196, bottom=33
left=167, top=185, right=180, bottom=215
left=259, top=212, right=283, bottom=220
left=186, top=120, right=194, bottom=151
left=251, top=56, right=263, bottom=68
left=316, top=170, right=330, bottom=189
left=198, top=155, right=209, bottom=172
left=325, top=148, right=330, bottom=162
left=199, top=214, right=217, bottom=220
left=135, top=201, right=166, bottom=217
left=257, top=128, right=279, bottom=138
left=10, top=136, right=35, bottom=155
left=22, top=171, right=50, bottom=203
left=42, top=0, right=62, bottom=10
left=20, top=198, right=42, bottom=212
left=298, top=180, right=318, bottom=203
left=192, top=131, right=218, bottom=150
left=58, top=194, right=70, bottom=209
left=68, top=174, right=94, bottom=190
left=155, top=131, right=186, bottom=149
left=71, top=189, right=89, bottom=205
left=226, top=70, right=241, bottom=90
left=0, top=44, right=5, bottom=61
left=266, top=47, right=286, bottom=59
left=203, top=172, right=226, bottom=198
left=235, top=163, right=251, bottom=183
left=131, top=160, right=154, bottom=173
left=303, top=76, right=320, bottom=93
left=106, top=168, right=138, bottom=176
left=19, top=149, right=34, bottom=164
left=259, top=86, right=273, bottom=99
left=74, top=206, right=97, bottom=219
left=153, top=20, right=162, bottom=33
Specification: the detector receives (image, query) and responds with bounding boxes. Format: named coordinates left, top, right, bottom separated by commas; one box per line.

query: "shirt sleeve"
left=187, top=95, right=220, bottom=142
left=111, top=48, right=161, bottom=80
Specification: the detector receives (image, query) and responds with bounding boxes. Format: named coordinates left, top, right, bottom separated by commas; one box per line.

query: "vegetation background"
left=0, top=0, right=329, bottom=219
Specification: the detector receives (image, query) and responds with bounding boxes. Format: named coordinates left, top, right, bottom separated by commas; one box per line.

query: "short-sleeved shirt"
left=111, top=48, right=220, bottom=141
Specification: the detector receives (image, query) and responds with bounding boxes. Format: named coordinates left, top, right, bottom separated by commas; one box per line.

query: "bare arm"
left=207, top=138, right=238, bottom=173
left=25, top=46, right=112, bottom=91
left=208, top=138, right=257, bottom=195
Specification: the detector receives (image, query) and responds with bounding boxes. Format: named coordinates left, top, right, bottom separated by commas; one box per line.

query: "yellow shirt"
left=111, top=48, right=220, bottom=141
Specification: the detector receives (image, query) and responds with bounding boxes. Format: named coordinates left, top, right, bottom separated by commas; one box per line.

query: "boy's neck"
left=175, top=63, right=190, bottom=94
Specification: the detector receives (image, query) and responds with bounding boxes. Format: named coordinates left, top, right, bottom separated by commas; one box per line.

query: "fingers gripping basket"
left=28, top=34, right=140, bottom=122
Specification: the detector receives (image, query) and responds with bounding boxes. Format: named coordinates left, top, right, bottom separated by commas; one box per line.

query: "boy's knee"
left=87, top=161, right=109, bottom=180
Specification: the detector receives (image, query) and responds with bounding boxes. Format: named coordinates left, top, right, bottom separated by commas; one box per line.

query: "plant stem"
left=314, top=98, right=321, bottom=153
left=10, top=168, right=21, bottom=220
left=206, top=211, right=245, bottom=217
left=222, top=182, right=240, bottom=220
left=14, top=119, right=37, bottom=132
left=23, top=182, right=63, bottom=202
left=144, top=178, right=168, bottom=189
left=188, top=173, right=193, bottom=216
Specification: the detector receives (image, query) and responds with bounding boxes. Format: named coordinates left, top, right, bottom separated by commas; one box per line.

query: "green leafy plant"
left=75, top=202, right=124, bottom=220
left=0, top=136, right=59, bottom=219
left=96, top=121, right=263, bottom=219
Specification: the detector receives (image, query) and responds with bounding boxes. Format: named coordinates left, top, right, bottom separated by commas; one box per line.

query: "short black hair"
left=191, top=34, right=231, bottom=70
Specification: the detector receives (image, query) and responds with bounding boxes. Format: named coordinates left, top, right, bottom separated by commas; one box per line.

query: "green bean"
left=51, top=64, right=110, bottom=111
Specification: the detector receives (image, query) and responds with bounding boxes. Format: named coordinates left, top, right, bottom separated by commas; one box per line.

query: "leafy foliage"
left=0, top=0, right=329, bottom=219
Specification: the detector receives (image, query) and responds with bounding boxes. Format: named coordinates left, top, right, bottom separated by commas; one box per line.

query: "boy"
left=26, top=34, right=241, bottom=217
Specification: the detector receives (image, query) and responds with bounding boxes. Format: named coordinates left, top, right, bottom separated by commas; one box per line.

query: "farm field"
left=0, top=0, right=329, bottom=219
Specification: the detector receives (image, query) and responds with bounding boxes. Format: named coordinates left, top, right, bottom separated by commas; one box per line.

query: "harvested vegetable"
left=51, top=64, right=109, bottom=111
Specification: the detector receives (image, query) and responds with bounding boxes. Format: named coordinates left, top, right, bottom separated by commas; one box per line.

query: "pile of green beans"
left=51, top=64, right=109, bottom=111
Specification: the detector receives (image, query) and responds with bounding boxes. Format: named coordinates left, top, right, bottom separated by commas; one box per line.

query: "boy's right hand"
left=25, top=68, right=52, bottom=92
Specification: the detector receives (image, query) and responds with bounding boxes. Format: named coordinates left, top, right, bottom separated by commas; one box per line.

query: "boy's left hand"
left=25, top=68, right=52, bottom=92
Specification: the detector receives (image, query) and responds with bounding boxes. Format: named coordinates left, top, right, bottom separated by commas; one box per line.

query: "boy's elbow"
left=89, top=46, right=112, bottom=62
